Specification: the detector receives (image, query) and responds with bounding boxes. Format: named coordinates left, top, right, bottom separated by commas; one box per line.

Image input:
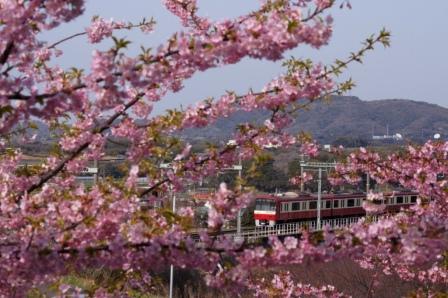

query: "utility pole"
left=160, top=163, right=175, bottom=298
left=300, top=164, right=304, bottom=192
left=317, top=167, right=322, bottom=230
left=225, top=140, right=244, bottom=237
left=366, top=173, right=370, bottom=192
left=299, top=154, right=305, bottom=192
left=299, top=161, right=337, bottom=231
left=93, top=159, right=98, bottom=184
left=169, top=186, right=176, bottom=298
left=236, top=154, right=242, bottom=236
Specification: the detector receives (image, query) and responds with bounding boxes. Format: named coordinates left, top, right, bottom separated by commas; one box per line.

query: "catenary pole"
left=169, top=187, right=176, bottom=298
left=317, top=167, right=322, bottom=230
left=237, top=154, right=242, bottom=236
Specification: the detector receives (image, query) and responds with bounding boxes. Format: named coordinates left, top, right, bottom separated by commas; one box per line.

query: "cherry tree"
left=1, top=0, right=445, bottom=296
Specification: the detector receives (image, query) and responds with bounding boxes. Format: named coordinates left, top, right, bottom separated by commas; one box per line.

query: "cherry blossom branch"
left=17, top=28, right=384, bottom=206
left=320, top=28, right=390, bottom=79
left=0, top=41, right=14, bottom=65
left=47, top=32, right=86, bottom=49
left=54, top=236, right=244, bottom=256
left=24, top=94, right=143, bottom=195
left=47, top=19, right=155, bottom=49
left=5, top=3, right=334, bottom=102
left=135, top=86, right=350, bottom=198
left=137, top=138, right=242, bottom=198
left=1, top=2, right=417, bottom=295
left=20, top=47, right=314, bottom=197
left=1, top=63, right=17, bottom=76
left=6, top=50, right=178, bottom=101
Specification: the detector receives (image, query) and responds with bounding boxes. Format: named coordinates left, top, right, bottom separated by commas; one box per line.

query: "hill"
left=19, top=96, right=447, bottom=147
left=182, top=96, right=448, bottom=144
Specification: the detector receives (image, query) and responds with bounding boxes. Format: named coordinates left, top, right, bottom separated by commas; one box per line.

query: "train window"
left=396, top=196, right=404, bottom=204
left=282, top=203, right=290, bottom=212
left=302, top=202, right=307, bottom=210
left=347, top=199, right=355, bottom=207
left=340, top=200, right=345, bottom=208
left=356, top=198, right=361, bottom=207
left=411, top=196, right=417, bottom=203
left=387, top=197, right=394, bottom=205
left=255, top=199, right=276, bottom=211
left=325, top=200, right=332, bottom=209
left=309, top=201, right=317, bottom=209
left=333, top=200, right=339, bottom=208
left=292, top=202, right=301, bottom=211
left=404, top=196, right=409, bottom=203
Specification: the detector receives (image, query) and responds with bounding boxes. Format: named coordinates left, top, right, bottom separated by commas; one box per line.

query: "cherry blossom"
left=2, top=0, right=438, bottom=296
left=86, top=17, right=122, bottom=43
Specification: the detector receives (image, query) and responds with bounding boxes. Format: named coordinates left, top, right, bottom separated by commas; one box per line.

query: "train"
left=254, top=191, right=418, bottom=226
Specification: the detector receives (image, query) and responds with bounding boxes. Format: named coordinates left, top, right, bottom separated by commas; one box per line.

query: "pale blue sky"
left=45, top=1, right=448, bottom=113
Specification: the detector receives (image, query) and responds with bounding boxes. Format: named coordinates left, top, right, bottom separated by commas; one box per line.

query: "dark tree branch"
left=0, top=41, right=14, bottom=65
left=24, top=94, right=143, bottom=195
left=6, top=51, right=178, bottom=101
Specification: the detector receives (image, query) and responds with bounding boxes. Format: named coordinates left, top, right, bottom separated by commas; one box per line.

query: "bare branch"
left=24, top=94, right=143, bottom=195
left=0, top=41, right=14, bottom=65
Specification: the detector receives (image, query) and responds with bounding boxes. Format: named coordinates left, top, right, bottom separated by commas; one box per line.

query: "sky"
left=44, top=1, right=448, bottom=114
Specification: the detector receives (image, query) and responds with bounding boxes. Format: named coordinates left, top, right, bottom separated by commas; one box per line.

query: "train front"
left=254, top=195, right=277, bottom=226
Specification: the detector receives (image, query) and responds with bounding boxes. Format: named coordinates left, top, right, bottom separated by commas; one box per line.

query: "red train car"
left=254, top=191, right=418, bottom=226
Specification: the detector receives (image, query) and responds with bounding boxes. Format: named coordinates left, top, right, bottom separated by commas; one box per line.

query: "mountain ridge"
left=21, top=96, right=447, bottom=145
left=181, top=96, right=448, bottom=143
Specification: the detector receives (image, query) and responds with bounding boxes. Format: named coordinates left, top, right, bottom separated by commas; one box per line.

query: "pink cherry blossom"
left=86, top=17, right=124, bottom=43
left=0, top=0, right=426, bottom=296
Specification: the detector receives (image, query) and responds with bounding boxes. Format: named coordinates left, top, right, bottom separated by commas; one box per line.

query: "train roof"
left=256, top=190, right=418, bottom=202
